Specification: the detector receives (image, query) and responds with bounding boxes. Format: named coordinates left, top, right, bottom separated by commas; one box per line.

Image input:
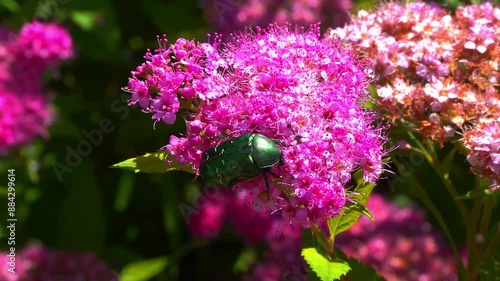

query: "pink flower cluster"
left=0, top=244, right=117, bottom=281
left=336, top=194, right=457, bottom=281
left=0, top=21, right=73, bottom=155
left=201, top=0, right=352, bottom=35
left=189, top=190, right=308, bottom=280
left=124, top=24, right=388, bottom=228
left=328, top=2, right=500, bottom=183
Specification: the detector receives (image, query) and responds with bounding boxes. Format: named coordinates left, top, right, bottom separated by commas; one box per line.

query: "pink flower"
left=188, top=191, right=226, bottom=239
left=125, top=24, right=388, bottom=228
left=16, top=21, right=73, bottom=69
left=0, top=88, right=53, bottom=155
left=328, top=2, right=500, bottom=147
left=329, top=2, right=500, bottom=183
left=0, top=244, right=117, bottom=281
left=202, top=0, right=352, bottom=36
left=0, top=21, right=73, bottom=155
left=463, top=118, right=500, bottom=183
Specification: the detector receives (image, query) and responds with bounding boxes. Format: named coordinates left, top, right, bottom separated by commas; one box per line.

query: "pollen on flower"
left=124, top=23, right=388, bottom=228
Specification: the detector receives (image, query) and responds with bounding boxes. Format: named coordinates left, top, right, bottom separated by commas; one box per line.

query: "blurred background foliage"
left=0, top=0, right=497, bottom=280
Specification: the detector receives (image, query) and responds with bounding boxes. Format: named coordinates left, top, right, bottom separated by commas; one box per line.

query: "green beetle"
left=199, top=133, right=284, bottom=196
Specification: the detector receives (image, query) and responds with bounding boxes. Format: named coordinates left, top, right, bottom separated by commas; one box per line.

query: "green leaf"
left=114, top=172, right=135, bottom=212
left=455, top=188, right=493, bottom=200
left=71, top=10, right=97, bottom=31
left=302, top=248, right=350, bottom=281
left=110, top=151, right=195, bottom=174
left=0, top=0, right=20, bottom=12
left=328, top=170, right=376, bottom=236
left=121, top=256, right=169, bottom=281
left=441, top=147, right=457, bottom=177
left=344, top=201, right=374, bottom=221
left=336, top=250, right=386, bottom=281
left=233, top=247, right=258, bottom=274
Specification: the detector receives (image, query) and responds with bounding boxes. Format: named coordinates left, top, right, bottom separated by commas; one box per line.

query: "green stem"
left=411, top=137, right=471, bottom=276
left=466, top=195, right=482, bottom=281
left=478, top=221, right=499, bottom=262
left=469, top=189, right=497, bottom=280
left=478, top=196, right=494, bottom=239
left=419, top=138, right=468, bottom=219
left=312, top=225, right=335, bottom=257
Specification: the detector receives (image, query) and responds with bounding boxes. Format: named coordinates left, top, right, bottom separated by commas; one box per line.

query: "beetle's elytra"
left=199, top=134, right=284, bottom=195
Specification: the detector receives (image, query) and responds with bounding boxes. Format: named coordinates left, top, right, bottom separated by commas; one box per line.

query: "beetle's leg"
left=266, top=168, right=280, bottom=178
left=263, top=171, right=271, bottom=200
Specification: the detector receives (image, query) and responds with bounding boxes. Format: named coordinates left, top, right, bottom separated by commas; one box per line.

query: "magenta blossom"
left=124, top=24, right=388, bottom=228
left=201, top=0, right=353, bottom=36
left=0, top=88, right=52, bottom=155
left=0, top=21, right=73, bottom=155
left=0, top=244, right=117, bottom=281
left=16, top=21, right=73, bottom=69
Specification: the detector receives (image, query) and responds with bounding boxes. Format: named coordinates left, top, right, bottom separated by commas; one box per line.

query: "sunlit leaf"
left=121, top=256, right=169, bottom=281
left=110, top=151, right=195, bottom=174
left=302, top=248, right=350, bottom=281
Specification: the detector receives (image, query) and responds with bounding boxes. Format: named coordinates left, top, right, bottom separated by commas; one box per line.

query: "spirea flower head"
left=201, top=0, right=352, bottom=36
left=16, top=21, right=73, bottom=69
left=124, top=24, right=388, bottom=228
left=462, top=118, right=500, bottom=184
left=327, top=2, right=500, bottom=146
left=0, top=21, right=73, bottom=155
left=336, top=194, right=457, bottom=281
left=0, top=88, right=52, bottom=155
left=0, top=244, right=117, bottom=281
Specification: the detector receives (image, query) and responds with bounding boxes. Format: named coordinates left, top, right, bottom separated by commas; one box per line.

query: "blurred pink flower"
left=0, top=244, right=117, bottom=281
left=0, top=88, right=52, bottom=156
left=16, top=21, right=73, bottom=70
left=189, top=189, right=308, bottom=280
left=0, top=21, right=73, bottom=155
left=337, top=194, right=457, bottom=281
left=201, top=0, right=352, bottom=36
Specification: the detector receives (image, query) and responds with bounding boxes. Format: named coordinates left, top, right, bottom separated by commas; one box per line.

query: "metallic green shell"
left=199, top=134, right=282, bottom=188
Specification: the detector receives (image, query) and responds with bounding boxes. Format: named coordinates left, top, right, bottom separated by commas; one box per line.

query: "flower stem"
left=312, top=225, right=335, bottom=257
